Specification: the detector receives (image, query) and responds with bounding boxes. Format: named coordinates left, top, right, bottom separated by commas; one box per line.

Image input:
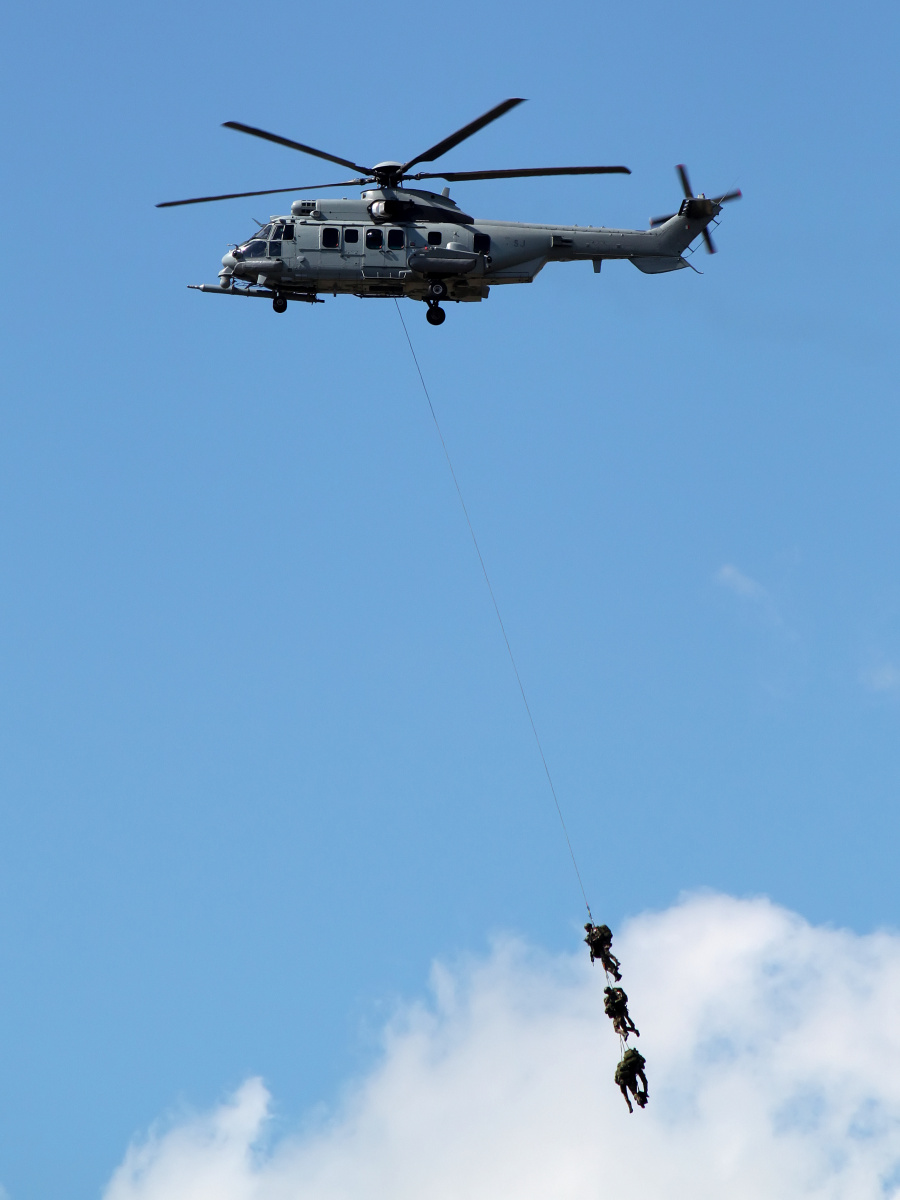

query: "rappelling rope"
left=394, top=300, right=593, bottom=921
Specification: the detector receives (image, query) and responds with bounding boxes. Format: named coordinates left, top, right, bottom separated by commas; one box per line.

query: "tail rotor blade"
left=702, top=227, right=716, bottom=254
left=649, top=212, right=676, bottom=227
left=715, top=188, right=742, bottom=204
left=677, top=163, right=693, bottom=198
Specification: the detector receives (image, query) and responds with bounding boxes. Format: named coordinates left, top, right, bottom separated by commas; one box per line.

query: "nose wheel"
left=272, top=296, right=287, bottom=313
left=428, top=280, right=448, bottom=300
left=426, top=303, right=446, bottom=326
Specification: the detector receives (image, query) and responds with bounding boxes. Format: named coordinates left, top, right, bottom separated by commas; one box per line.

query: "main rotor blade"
left=677, top=163, right=693, bottom=198
left=222, top=121, right=372, bottom=175
left=156, top=179, right=368, bottom=208
left=702, top=226, right=716, bottom=253
left=401, top=98, right=526, bottom=173
left=411, top=164, right=631, bottom=183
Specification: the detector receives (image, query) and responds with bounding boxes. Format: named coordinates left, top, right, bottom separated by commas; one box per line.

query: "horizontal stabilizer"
left=630, top=256, right=688, bottom=274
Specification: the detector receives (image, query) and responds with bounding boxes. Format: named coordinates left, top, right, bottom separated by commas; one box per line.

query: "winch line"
left=394, top=300, right=593, bottom=922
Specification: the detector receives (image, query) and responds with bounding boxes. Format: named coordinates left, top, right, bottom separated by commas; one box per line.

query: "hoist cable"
left=394, top=300, right=593, bottom=921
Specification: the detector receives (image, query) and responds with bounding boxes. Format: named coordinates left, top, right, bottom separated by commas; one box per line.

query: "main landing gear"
left=426, top=278, right=447, bottom=326
left=272, top=295, right=287, bottom=313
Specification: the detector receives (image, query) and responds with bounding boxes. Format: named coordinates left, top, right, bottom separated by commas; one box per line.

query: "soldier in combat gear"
left=614, top=1047, right=648, bottom=1113
left=583, top=923, right=622, bottom=980
left=604, top=986, right=640, bottom=1040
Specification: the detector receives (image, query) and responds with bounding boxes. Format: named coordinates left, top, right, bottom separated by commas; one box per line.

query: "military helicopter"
left=158, top=99, right=740, bottom=326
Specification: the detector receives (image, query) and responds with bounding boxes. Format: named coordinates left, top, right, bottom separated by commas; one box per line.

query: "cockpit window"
left=243, top=239, right=267, bottom=257
left=258, top=224, right=274, bottom=238
left=282, top=223, right=294, bottom=240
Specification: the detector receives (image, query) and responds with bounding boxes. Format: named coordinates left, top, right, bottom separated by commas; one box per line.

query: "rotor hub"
left=372, top=160, right=404, bottom=184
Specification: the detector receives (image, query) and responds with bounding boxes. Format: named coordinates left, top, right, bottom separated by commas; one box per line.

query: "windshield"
left=238, top=239, right=267, bottom=257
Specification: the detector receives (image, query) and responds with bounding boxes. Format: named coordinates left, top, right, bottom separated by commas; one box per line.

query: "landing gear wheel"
left=272, top=296, right=288, bottom=313
left=428, top=280, right=448, bottom=300
left=426, top=304, right=446, bottom=326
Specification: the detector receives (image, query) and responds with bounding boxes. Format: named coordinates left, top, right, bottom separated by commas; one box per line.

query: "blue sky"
left=1, top=1, right=898, bottom=1196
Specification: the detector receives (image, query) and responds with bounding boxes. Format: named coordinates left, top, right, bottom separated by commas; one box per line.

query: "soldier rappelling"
left=604, top=986, right=640, bottom=1040
left=584, top=921, right=648, bottom=1109
left=614, top=1047, right=648, bottom=1113
left=584, top=922, right=622, bottom=980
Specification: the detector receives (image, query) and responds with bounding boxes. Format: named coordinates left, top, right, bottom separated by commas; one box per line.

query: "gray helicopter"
left=158, top=99, right=740, bottom=326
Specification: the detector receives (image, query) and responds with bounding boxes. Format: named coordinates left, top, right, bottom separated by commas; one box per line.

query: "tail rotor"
left=650, top=164, right=742, bottom=253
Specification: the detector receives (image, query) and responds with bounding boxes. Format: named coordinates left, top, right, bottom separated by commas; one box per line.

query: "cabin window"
left=366, top=228, right=383, bottom=249
left=427, top=230, right=442, bottom=245
left=322, top=227, right=340, bottom=248
left=387, top=228, right=404, bottom=250
left=344, top=227, right=359, bottom=243
left=473, top=232, right=491, bottom=253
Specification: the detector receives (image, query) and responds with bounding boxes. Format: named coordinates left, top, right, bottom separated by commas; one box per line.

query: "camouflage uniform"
left=614, top=1048, right=648, bottom=1113
left=604, top=986, right=640, bottom=1040
left=583, top=923, right=622, bottom=981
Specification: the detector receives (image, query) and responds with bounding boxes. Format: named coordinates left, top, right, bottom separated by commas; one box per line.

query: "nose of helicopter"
left=221, top=251, right=237, bottom=268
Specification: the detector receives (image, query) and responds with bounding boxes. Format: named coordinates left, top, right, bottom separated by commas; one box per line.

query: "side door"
left=363, top=225, right=407, bottom=278
left=292, top=222, right=318, bottom=276
left=269, top=221, right=295, bottom=269
left=383, top=226, right=407, bottom=271
left=363, top=224, right=386, bottom=274
left=317, top=223, right=343, bottom=280
left=340, top=224, right=365, bottom=280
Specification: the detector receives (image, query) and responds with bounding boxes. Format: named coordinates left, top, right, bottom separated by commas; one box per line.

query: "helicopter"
left=158, top=98, right=740, bottom=326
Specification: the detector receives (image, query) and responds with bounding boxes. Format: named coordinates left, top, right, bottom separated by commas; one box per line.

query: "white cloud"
left=716, top=563, right=767, bottom=600
left=861, top=663, right=900, bottom=693
left=104, top=893, right=900, bottom=1200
